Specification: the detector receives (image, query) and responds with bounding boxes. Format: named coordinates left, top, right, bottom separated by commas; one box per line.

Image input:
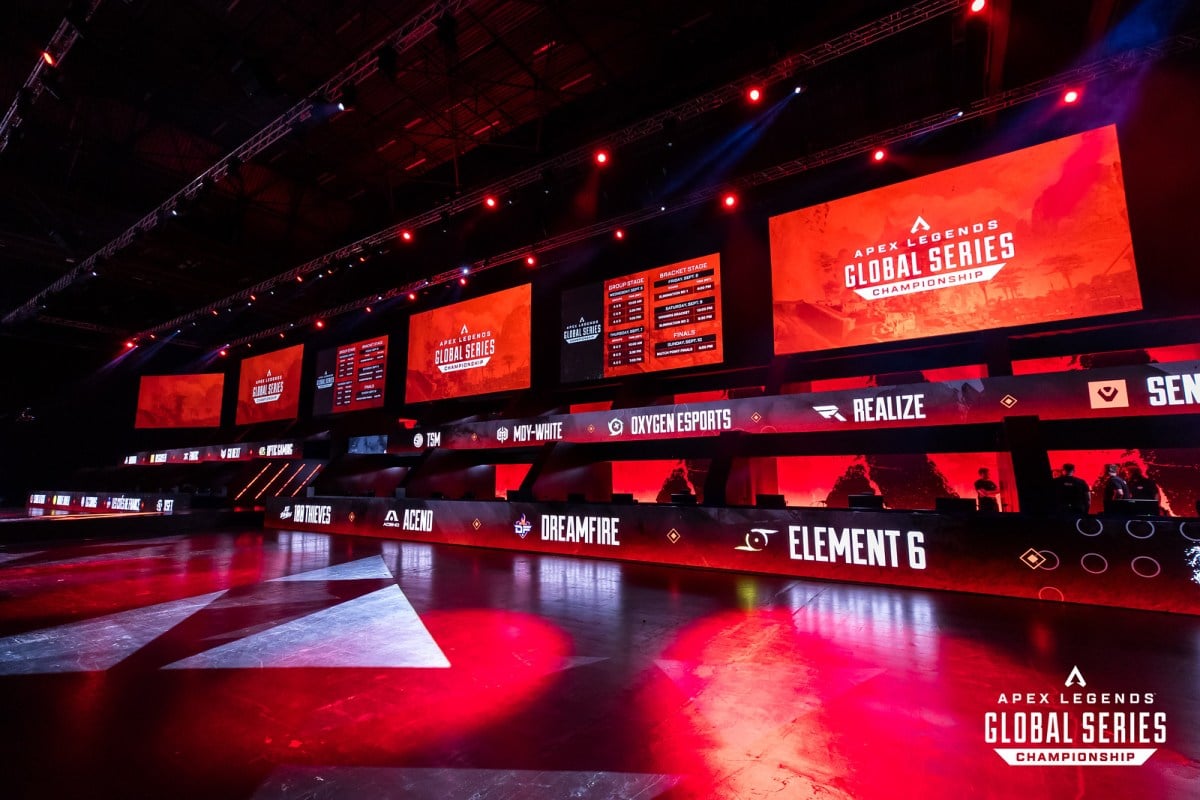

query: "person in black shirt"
left=1050, top=463, right=1091, bottom=514
left=1102, top=463, right=1130, bottom=513
left=975, top=468, right=1000, bottom=512
left=1125, top=464, right=1162, bottom=513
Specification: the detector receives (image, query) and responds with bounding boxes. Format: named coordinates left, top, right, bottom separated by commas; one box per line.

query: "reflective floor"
left=1, top=529, right=1198, bottom=799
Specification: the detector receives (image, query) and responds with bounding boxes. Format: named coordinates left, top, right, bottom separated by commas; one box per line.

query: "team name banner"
left=27, top=491, right=190, bottom=515
left=264, top=497, right=1200, bottom=616
left=121, top=439, right=302, bottom=465
left=399, top=360, right=1200, bottom=451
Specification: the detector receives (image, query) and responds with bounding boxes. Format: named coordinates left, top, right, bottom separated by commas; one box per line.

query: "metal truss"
left=2, top=0, right=480, bottom=325
left=217, top=31, right=1200, bottom=348
left=128, top=0, right=969, bottom=339
left=0, top=1, right=104, bottom=152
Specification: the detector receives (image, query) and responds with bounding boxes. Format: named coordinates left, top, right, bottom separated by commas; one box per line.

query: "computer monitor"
left=756, top=493, right=787, bottom=509
left=848, top=493, right=884, bottom=510
left=935, top=497, right=978, bottom=513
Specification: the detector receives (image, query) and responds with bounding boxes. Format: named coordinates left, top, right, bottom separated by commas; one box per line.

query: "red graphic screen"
left=134, top=374, right=224, bottom=429
left=235, top=344, right=304, bottom=425
left=406, top=284, right=532, bottom=403
left=312, top=336, right=388, bottom=415
left=770, top=125, right=1142, bottom=354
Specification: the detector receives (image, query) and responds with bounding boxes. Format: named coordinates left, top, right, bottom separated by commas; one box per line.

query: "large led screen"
left=313, top=335, right=388, bottom=415
left=406, top=284, right=531, bottom=403
left=561, top=253, right=723, bottom=382
left=770, top=125, right=1142, bottom=354
left=134, top=373, right=224, bottom=429
left=235, top=344, right=304, bottom=425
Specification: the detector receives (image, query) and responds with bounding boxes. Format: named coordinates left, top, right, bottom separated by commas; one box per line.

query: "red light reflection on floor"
left=638, top=606, right=1190, bottom=799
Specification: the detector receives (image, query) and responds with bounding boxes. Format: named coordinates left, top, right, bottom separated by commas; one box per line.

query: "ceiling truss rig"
left=2, top=0, right=483, bottom=326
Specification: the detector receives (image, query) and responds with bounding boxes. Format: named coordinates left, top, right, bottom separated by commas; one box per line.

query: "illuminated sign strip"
left=234, top=464, right=272, bottom=502
left=401, top=361, right=1200, bottom=451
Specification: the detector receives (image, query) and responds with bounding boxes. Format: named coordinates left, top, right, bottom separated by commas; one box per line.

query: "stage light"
left=296, top=275, right=304, bottom=283
left=614, top=229, right=625, bottom=240
left=461, top=266, right=470, bottom=275
left=41, top=51, right=56, bottom=67
left=722, top=193, right=738, bottom=209
left=793, top=85, right=805, bottom=95
left=401, top=229, right=414, bottom=242
left=873, top=148, right=887, bottom=162
left=525, top=254, right=537, bottom=267
left=1063, top=88, right=1081, bottom=104
left=249, top=294, right=256, bottom=302
left=458, top=276, right=468, bottom=286
left=315, top=319, right=325, bottom=329
left=408, top=292, right=417, bottom=301
left=149, top=333, right=156, bottom=340
left=219, top=349, right=228, bottom=357
left=211, top=309, right=219, bottom=316
left=970, top=0, right=986, bottom=12
left=747, top=86, right=762, bottom=103
left=594, top=149, right=609, bottom=165
left=279, top=333, right=285, bottom=338
left=484, top=195, right=498, bottom=209
left=124, top=340, right=134, bottom=349
left=365, top=306, right=373, bottom=313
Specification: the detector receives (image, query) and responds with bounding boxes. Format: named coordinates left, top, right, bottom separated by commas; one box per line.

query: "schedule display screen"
left=770, top=125, right=1142, bottom=354
left=313, top=336, right=388, bottom=415
left=134, top=373, right=224, bottom=429
left=561, top=252, right=724, bottom=382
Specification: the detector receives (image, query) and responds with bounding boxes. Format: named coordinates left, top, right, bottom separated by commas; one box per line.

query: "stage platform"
left=1, top=526, right=1198, bottom=799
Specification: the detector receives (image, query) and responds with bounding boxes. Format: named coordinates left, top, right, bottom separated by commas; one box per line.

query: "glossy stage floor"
left=1, top=528, right=1198, bottom=799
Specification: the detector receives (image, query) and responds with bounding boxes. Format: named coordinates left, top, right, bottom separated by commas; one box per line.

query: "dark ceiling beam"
left=0, top=1, right=105, bottom=154
left=3, top=0, right=485, bottom=327
left=129, top=0, right=969, bottom=341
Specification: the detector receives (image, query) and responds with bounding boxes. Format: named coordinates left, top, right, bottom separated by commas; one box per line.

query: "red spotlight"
left=408, top=292, right=417, bottom=301
left=1063, top=88, right=1081, bottom=104
left=41, top=51, right=56, bottom=67
left=365, top=306, right=373, bottom=313
left=594, top=149, right=609, bottom=166
left=969, top=0, right=986, bottom=13
left=722, top=193, right=738, bottom=209
left=873, top=148, right=887, bottom=162
left=525, top=254, right=537, bottom=267
left=747, top=86, right=762, bottom=104
left=296, top=275, right=304, bottom=283
left=211, top=309, right=219, bottom=316
left=400, top=229, right=414, bottom=242
left=484, top=195, right=498, bottom=209
left=124, top=340, right=134, bottom=349
left=219, top=349, right=228, bottom=357
left=458, top=276, right=468, bottom=286
left=315, top=320, right=325, bottom=329
left=614, top=229, right=625, bottom=240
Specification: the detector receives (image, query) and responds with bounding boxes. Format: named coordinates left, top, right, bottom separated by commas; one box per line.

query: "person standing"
left=1125, top=464, right=1162, bottom=513
left=1050, top=463, right=1091, bottom=514
left=975, top=467, right=1000, bottom=512
left=1102, top=463, right=1130, bottom=513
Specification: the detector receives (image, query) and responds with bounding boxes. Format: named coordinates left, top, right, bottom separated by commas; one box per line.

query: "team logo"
left=735, top=528, right=776, bottom=552
left=513, top=514, right=533, bottom=538
left=813, top=404, right=847, bottom=422
left=1087, top=379, right=1129, bottom=409
left=384, top=509, right=401, bottom=528
left=496, top=426, right=510, bottom=443
left=910, top=215, right=931, bottom=234
left=279, top=506, right=293, bottom=520
left=412, top=432, right=425, bottom=448
left=607, top=418, right=624, bottom=436
left=315, top=370, right=334, bottom=390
